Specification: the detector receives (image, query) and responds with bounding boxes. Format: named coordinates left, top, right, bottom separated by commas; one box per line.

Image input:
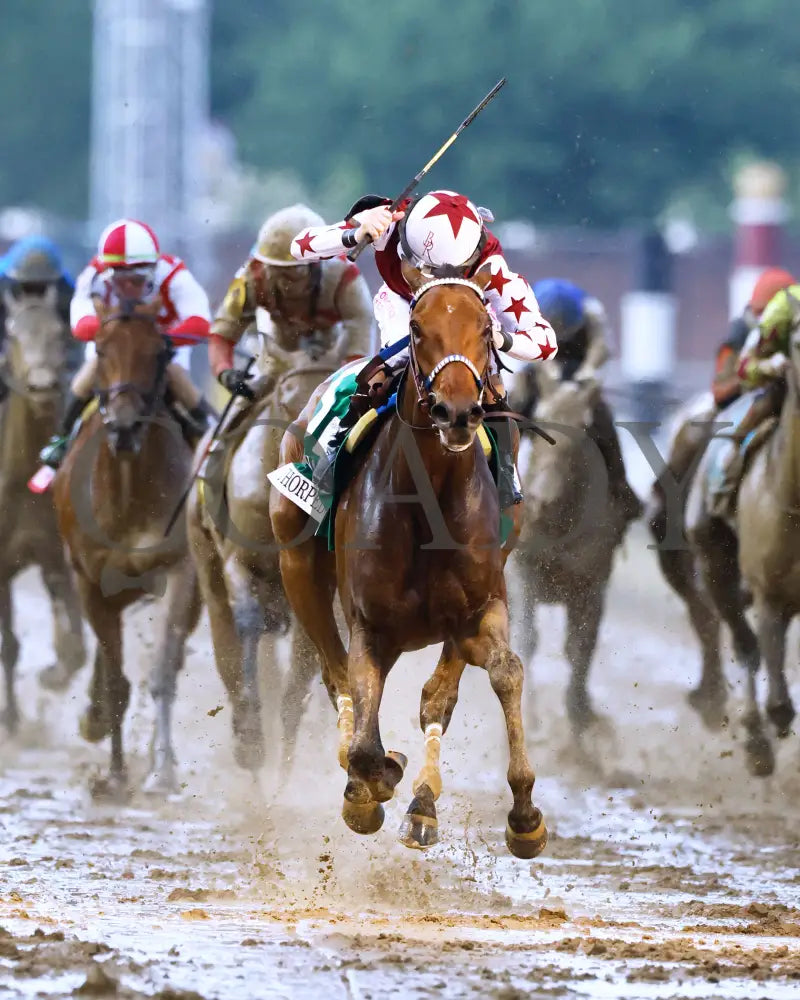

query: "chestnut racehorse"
left=53, top=304, right=201, bottom=799
left=270, top=263, right=547, bottom=858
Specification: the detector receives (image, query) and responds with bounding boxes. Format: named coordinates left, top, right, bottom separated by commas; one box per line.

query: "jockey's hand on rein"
left=218, top=367, right=255, bottom=400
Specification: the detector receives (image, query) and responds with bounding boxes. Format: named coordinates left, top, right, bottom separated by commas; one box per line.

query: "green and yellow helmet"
left=252, top=204, right=325, bottom=266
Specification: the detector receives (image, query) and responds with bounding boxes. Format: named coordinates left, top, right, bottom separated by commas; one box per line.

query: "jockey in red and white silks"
left=38, top=219, right=213, bottom=470
left=71, top=219, right=211, bottom=353
left=289, top=190, right=558, bottom=364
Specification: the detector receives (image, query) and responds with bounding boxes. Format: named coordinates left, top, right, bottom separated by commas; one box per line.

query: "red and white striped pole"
left=729, top=161, right=789, bottom=318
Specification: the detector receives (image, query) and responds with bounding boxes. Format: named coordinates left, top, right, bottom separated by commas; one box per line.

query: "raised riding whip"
left=348, top=77, right=507, bottom=262
left=163, top=354, right=256, bottom=538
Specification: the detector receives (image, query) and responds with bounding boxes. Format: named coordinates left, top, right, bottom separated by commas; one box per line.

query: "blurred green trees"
left=5, top=0, right=800, bottom=228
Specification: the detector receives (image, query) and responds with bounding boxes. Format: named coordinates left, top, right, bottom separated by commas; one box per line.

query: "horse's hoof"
left=398, top=788, right=438, bottom=850
left=767, top=701, right=795, bottom=739
left=232, top=704, right=265, bottom=772
left=142, top=757, right=180, bottom=796
left=745, top=736, right=775, bottom=778
left=79, top=708, right=110, bottom=743
left=0, top=705, right=20, bottom=733
left=38, top=662, right=82, bottom=693
left=342, top=798, right=385, bottom=835
left=90, top=771, right=130, bottom=803
left=506, top=813, right=548, bottom=860
left=233, top=730, right=266, bottom=772
left=687, top=686, right=728, bottom=731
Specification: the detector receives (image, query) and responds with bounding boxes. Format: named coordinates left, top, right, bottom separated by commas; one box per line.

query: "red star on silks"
left=422, top=192, right=479, bottom=238
left=339, top=220, right=356, bottom=230
left=485, top=267, right=511, bottom=296
left=538, top=336, right=557, bottom=361
left=503, top=296, right=530, bottom=323
left=295, top=231, right=316, bottom=256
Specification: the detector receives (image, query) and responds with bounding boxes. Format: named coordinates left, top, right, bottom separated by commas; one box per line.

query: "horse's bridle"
left=403, top=277, right=493, bottom=427
left=96, top=310, right=172, bottom=425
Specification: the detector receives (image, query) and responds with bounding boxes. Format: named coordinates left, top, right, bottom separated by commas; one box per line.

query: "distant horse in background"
left=0, top=288, right=85, bottom=732
left=53, top=304, right=201, bottom=799
left=687, top=331, right=800, bottom=777
left=509, top=367, right=628, bottom=752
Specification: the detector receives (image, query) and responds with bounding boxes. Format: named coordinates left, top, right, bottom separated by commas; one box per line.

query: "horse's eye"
left=410, top=320, right=422, bottom=341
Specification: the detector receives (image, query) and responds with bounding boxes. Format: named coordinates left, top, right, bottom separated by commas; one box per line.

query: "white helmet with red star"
left=97, top=219, right=160, bottom=268
left=400, top=190, right=485, bottom=270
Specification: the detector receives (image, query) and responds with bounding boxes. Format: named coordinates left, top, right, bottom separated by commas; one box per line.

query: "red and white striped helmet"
left=97, top=219, right=160, bottom=268
left=400, top=190, right=484, bottom=269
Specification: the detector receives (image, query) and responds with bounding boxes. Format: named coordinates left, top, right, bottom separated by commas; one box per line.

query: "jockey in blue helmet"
left=525, top=277, right=642, bottom=523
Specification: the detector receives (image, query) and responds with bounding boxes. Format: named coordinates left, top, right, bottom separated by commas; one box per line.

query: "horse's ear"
left=42, top=284, right=58, bottom=310
left=536, top=360, right=560, bottom=398
left=93, top=295, right=112, bottom=324
left=133, top=294, right=163, bottom=318
left=1, top=288, right=17, bottom=318
left=401, top=258, right=427, bottom=293
left=473, top=267, right=493, bottom=292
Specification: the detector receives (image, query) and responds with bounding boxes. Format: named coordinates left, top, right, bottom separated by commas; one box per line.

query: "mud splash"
left=1, top=523, right=799, bottom=998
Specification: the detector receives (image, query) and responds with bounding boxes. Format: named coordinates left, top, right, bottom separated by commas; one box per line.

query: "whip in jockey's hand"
left=289, top=187, right=559, bottom=508
left=355, top=206, right=406, bottom=244
left=218, top=366, right=256, bottom=400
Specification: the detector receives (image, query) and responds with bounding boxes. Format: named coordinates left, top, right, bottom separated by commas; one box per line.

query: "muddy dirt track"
left=1, top=522, right=799, bottom=999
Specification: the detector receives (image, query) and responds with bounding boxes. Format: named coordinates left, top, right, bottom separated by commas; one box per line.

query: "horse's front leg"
left=400, top=639, right=467, bottom=850
left=757, top=599, right=795, bottom=738
left=79, top=580, right=130, bottom=802
left=342, top=627, right=406, bottom=836
left=38, top=560, right=87, bottom=691
left=460, top=598, right=548, bottom=860
left=0, top=575, right=20, bottom=732
left=144, top=559, right=202, bottom=795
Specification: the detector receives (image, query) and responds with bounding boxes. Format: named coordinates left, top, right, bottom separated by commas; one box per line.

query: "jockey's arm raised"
left=290, top=211, right=558, bottom=365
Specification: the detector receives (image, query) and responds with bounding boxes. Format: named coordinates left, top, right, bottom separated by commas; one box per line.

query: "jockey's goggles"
left=110, top=264, right=156, bottom=282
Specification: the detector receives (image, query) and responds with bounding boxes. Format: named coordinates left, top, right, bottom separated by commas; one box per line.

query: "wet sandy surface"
left=1, top=523, right=799, bottom=999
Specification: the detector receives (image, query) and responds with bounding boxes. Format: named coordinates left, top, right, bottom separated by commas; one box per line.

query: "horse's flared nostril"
left=468, top=402, right=484, bottom=425
left=430, top=401, right=453, bottom=427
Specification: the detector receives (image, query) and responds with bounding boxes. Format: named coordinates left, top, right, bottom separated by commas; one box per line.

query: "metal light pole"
left=89, top=0, right=212, bottom=375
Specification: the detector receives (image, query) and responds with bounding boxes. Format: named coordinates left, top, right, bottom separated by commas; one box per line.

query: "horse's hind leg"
left=649, top=500, right=726, bottom=729
left=144, top=560, right=202, bottom=796
left=342, top=629, right=406, bottom=836
left=400, top=640, right=467, bottom=850
left=38, top=560, right=87, bottom=692
left=757, top=599, right=794, bottom=739
left=460, top=599, right=547, bottom=860
left=0, top=577, right=20, bottom=732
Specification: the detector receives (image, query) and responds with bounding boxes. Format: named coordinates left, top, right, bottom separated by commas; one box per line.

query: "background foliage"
left=6, top=0, right=800, bottom=228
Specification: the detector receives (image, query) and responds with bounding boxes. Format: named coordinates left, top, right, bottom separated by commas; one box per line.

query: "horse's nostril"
left=430, top=402, right=452, bottom=426
left=468, top=403, right=484, bottom=424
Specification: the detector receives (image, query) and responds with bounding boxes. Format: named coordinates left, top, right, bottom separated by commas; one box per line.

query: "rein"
left=96, top=311, right=172, bottom=424
left=396, top=277, right=556, bottom=444
left=400, top=277, right=491, bottom=431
